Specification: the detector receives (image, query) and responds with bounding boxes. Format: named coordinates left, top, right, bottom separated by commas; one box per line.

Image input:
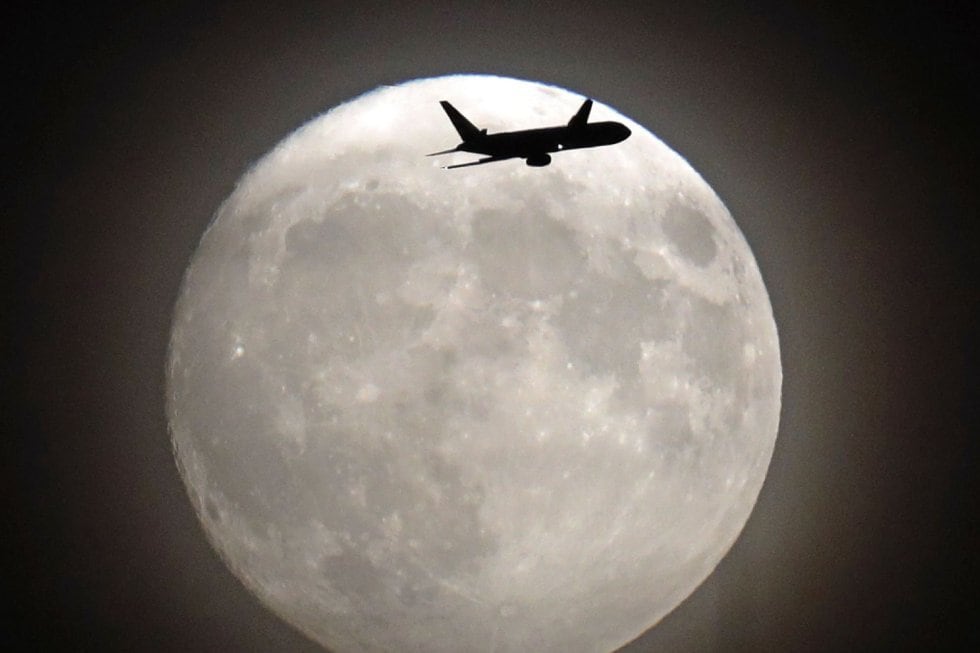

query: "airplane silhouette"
left=428, top=98, right=631, bottom=169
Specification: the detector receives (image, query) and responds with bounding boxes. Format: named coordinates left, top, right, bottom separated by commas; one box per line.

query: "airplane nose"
left=617, top=124, right=632, bottom=141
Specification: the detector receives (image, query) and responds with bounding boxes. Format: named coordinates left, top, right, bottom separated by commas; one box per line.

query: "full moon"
left=167, top=75, right=781, bottom=652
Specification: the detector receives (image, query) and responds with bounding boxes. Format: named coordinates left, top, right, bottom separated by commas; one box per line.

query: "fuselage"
left=459, top=121, right=631, bottom=158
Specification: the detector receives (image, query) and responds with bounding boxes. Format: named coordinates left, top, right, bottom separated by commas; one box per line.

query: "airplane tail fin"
left=567, top=98, right=593, bottom=129
left=440, top=101, right=483, bottom=141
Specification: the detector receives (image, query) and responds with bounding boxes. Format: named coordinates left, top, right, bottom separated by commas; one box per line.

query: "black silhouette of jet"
left=428, top=98, right=631, bottom=169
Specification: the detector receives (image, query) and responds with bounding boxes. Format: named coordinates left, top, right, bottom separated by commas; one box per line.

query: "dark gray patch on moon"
left=325, top=548, right=388, bottom=606
left=646, top=406, right=696, bottom=464
left=662, top=202, right=717, bottom=267
left=190, top=381, right=305, bottom=531
left=680, top=297, right=743, bottom=386
left=278, top=192, right=441, bottom=362
left=469, top=208, right=586, bottom=300
left=555, top=258, right=672, bottom=385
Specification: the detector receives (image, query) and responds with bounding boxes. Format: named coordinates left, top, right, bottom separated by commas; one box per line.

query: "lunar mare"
left=167, top=75, right=781, bottom=652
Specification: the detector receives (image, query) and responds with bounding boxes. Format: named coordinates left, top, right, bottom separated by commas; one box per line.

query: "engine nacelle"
left=525, top=153, right=552, bottom=167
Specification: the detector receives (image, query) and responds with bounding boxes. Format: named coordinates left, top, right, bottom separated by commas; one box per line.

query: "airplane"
left=427, top=98, right=631, bottom=169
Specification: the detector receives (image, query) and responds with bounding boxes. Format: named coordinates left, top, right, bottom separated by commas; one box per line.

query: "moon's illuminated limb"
left=167, top=75, right=781, bottom=653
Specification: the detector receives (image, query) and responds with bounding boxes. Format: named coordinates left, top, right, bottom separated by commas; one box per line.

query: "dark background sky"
left=7, top=2, right=977, bottom=651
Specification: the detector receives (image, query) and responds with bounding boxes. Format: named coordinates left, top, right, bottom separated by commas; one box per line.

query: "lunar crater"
left=661, top=200, right=719, bottom=267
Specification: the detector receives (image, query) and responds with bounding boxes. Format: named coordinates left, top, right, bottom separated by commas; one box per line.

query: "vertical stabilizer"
left=567, top=98, right=593, bottom=129
left=439, top=101, right=482, bottom=141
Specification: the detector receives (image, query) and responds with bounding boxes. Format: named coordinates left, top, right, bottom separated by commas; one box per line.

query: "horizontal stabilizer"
left=444, top=155, right=512, bottom=169
left=427, top=146, right=460, bottom=156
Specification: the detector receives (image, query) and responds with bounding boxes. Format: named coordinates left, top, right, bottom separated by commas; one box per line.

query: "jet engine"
left=525, top=153, right=552, bottom=167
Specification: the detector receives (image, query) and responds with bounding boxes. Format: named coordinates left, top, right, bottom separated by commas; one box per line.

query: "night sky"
left=7, top=2, right=976, bottom=651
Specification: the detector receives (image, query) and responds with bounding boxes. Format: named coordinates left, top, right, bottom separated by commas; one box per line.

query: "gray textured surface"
left=167, top=76, right=780, bottom=652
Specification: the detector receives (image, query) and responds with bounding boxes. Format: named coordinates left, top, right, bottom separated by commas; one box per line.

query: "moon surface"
left=167, top=75, right=781, bottom=652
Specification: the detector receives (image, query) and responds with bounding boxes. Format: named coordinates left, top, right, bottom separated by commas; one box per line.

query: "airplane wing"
left=444, top=156, right=515, bottom=169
